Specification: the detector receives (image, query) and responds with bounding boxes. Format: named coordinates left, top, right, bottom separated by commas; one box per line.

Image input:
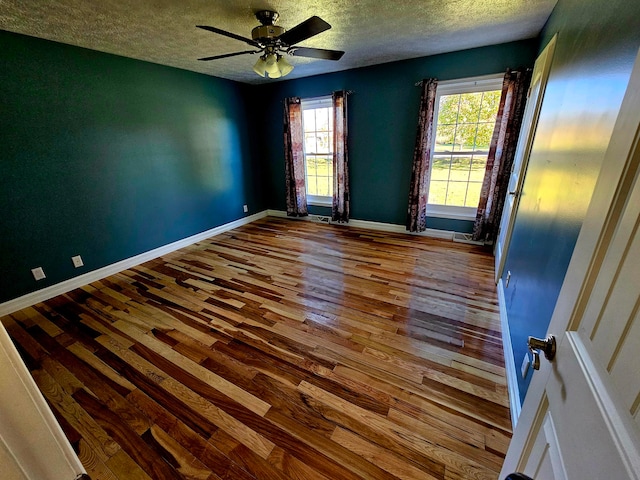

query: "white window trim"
left=307, top=195, right=333, bottom=207
left=301, top=96, right=334, bottom=205
left=301, top=96, right=332, bottom=110
left=434, top=74, right=504, bottom=95
left=427, top=205, right=479, bottom=221
left=426, top=74, right=503, bottom=220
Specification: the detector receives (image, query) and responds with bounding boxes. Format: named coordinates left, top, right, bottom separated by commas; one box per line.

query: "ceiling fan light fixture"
left=264, top=53, right=280, bottom=74
left=252, top=56, right=267, bottom=77
left=278, top=56, right=294, bottom=77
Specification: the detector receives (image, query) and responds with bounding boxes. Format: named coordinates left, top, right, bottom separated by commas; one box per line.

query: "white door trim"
left=0, top=324, right=86, bottom=479
left=494, top=34, right=557, bottom=282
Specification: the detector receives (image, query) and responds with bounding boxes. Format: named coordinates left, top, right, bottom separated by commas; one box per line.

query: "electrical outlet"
left=521, top=352, right=530, bottom=379
left=31, top=267, right=46, bottom=281
left=72, top=255, right=84, bottom=268
left=243, top=204, right=248, bottom=213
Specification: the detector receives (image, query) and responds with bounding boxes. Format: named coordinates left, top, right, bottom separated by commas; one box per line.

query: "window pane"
left=306, top=156, right=320, bottom=196
left=465, top=182, right=483, bottom=207
left=469, top=155, right=487, bottom=182
left=304, top=133, right=317, bottom=153
left=315, top=132, right=330, bottom=153
left=316, top=108, right=330, bottom=132
left=458, top=92, right=483, bottom=123
left=435, top=124, right=456, bottom=152
left=449, top=156, right=471, bottom=182
left=307, top=173, right=318, bottom=195
left=446, top=182, right=467, bottom=206
left=431, top=156, right=451, bottom=180
left=317, top=176, right=331, bottom=196
left=428, top=180, right=448, bottom=205
left=438, top=95, right=460, bottom=125
left=479, top=91, right=502, bottom=122
left=326, top=159, right=334, bottom=196
left=454, top=123, right=478, bottom=151
left=303, top=109, right=316, bottom=132
left=317, top=156, right=331, bottom=175
left=306, top=156, right=318, bottom=176
left=474, top=123, right=495, bottom=151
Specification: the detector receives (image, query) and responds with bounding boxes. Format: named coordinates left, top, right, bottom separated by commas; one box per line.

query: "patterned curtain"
left=472, top=69, right=531, bottom=242
left=407, top=79, right=438, bottom=232
left=332, top=91, right=349, bottom=223
left=283, top=97, right=308, bottom=217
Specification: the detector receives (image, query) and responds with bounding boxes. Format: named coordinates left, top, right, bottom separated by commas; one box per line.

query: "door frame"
left=494, top=34, right=557, bottom=282
left=0, top=322, right=86, bottom=479
left=501, top=47, right=640, bottom=474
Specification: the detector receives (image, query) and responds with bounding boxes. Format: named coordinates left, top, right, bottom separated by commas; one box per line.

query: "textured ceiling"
left=0, top=0, right=557, bottom=84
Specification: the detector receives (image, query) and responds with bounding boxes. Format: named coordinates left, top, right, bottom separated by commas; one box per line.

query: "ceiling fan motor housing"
left=251, top=24, right=285, bottom=42
left=197, top=9, right=344, bottom=66
left=252, top=10, right=285, bottom=43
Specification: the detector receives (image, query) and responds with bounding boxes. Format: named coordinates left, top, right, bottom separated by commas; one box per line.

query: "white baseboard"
left=1, top=210, right=469, bottom=316
left=0, top=211, right=267, bottom=317
left=266, top=209, right=455, bottom=240
left=498, top=278, right=521, bottom=428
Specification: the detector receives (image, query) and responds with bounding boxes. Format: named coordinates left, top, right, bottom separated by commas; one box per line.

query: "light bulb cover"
left=278, top=56, right=294, bottom=77
left=264, top=54, right=280, bottom=74
left=253, top=57, right=267, bottom=77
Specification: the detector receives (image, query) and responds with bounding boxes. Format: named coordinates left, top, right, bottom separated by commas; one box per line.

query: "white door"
left=494, top=35, right=557, bottom=282
left=0, top=322, right=87, bottom=479
left=500, top=48, right=640, bottom=479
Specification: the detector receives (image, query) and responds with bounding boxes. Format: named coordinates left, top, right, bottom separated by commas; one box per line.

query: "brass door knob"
left=527, top=335, right=556, bottom=370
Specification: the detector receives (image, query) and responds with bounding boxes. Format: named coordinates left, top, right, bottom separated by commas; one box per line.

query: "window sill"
left=426, top=205, right=477, bottom=221
left=307, top=195, right=332, bottom=207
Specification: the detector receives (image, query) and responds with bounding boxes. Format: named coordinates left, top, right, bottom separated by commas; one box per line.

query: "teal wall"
left=0, top=31, right=265, bottom=303
left=0, top=32, right=538, bottom=304
left=500, top=0, right=640, bottom=403
left=256, top=40, right=538, bottom=229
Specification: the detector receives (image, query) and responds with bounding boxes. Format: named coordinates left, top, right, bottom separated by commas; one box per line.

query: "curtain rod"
left=414, top=79, right=437, bottom=87
left=281, top=90, right=354, bottom=103
left=415, top=68, right=531, bottom=86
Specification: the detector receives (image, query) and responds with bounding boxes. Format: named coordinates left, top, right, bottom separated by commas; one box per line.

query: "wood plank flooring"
left=2, top=217, right=511, bottom=480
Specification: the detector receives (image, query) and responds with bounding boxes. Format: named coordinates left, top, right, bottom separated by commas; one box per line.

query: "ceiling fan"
left=197, top=10, right=345, bottom=79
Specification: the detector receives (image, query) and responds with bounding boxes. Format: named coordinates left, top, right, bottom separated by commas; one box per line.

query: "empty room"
left=1, top=1, right=639, bottom=479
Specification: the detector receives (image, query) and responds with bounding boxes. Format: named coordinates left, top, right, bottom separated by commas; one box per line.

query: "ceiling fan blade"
left=278, top=16, right=331, bottom=46
left=198, top=50, right=259, bottom=61
left=196, top=25, right=261, bottom=48
left=290, top=47, right=345, bottom=61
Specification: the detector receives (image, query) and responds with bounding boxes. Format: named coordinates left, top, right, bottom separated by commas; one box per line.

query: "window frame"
left=427, top=74, right=503, bottom=220
left=301, top=96, right=334, bottom=207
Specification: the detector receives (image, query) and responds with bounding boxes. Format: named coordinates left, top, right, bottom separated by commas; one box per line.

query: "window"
left=428, top=76, right=503, bottom=219
left=302, top=97, right=333, bottom=206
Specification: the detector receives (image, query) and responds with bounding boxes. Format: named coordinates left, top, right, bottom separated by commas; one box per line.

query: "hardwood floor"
left=2, top=217, right=511, bottom=480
